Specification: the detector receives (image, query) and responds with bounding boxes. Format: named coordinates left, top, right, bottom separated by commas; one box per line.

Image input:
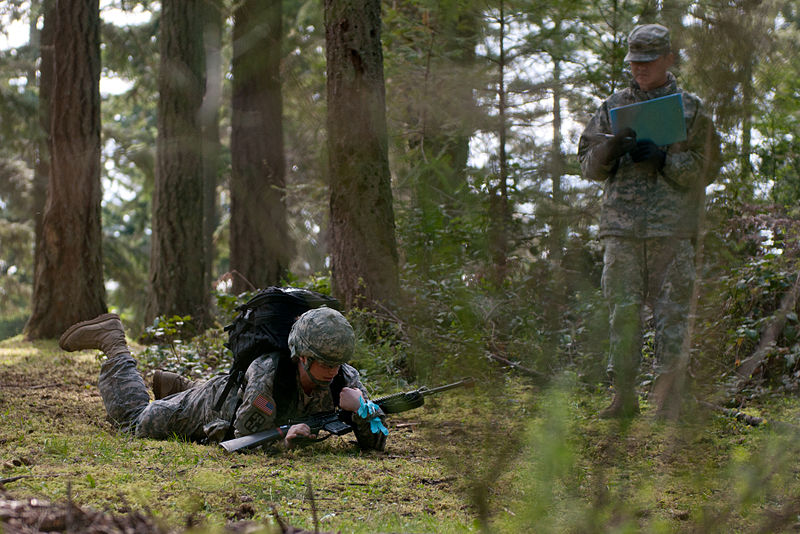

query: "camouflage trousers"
left=601, top=236, right=696, bottom=387
left=98, top=353, right=226, bottom=441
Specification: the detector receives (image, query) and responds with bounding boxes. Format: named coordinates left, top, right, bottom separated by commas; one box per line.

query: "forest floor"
left=2, top=336, right=800, bottom=533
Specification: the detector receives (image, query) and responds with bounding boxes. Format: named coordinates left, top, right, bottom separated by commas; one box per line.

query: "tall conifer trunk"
left=230, top=0, right=290, bottom=293
left=26, top=0, right=106, bottom=339
left=146, top=0, right=208, bottom=325
left=325, top=0, right=399, bottom=309
left=488, top=0, right=510, bottom=287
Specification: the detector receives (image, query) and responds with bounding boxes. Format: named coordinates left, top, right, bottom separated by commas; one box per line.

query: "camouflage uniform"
left=578, top=32, right=720, bottom=387
left=98, top=351, right=386, bottom=450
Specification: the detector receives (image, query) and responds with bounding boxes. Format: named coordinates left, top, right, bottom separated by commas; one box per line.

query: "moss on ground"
left=2, top=336, right=800, bottom=533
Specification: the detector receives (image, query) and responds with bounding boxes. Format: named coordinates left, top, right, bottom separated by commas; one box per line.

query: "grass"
left=2, top=335, right=800, bottom=533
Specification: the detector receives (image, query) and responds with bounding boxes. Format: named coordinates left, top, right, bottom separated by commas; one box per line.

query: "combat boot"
left=152, top=370, right=195, bottom=400
left=652, top=370, right=683, bottom=421
left=599, top=390, right=640, bottom=419
left=58, top=313, right=129, bottom=359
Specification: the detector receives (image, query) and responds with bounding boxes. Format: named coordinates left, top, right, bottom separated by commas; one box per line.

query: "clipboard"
left=610, top=93, right=687, bottom=146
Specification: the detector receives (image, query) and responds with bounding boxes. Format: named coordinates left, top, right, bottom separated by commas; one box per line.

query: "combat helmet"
left=288, top=307, right=354, bottom=367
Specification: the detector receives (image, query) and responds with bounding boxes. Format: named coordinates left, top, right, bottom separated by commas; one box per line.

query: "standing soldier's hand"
left=631, top=140, right=667, bottom=168
left=597, top=127, right=637, bottom=165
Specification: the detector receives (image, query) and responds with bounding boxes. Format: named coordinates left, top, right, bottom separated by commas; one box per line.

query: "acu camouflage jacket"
left=578, top=73, right=721, bottom=239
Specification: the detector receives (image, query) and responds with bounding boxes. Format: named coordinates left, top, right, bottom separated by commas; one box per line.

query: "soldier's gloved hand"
left=339, top=387, right=364, bottom=412
left=631, top=140, right=666, bottom=168
left=284, top=423, right=315, bottom=449
left=597, top=127, right=637, bottom=165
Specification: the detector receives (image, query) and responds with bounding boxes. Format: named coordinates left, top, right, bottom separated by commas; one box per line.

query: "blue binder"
left=610, top=93, right=687, bottom=146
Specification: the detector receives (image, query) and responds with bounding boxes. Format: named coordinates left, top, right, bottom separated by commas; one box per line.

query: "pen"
left=599, top=133, right=635, bottom=141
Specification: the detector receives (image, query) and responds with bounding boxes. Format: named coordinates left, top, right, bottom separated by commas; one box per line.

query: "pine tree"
left=325, top=0, right=400, bottom=308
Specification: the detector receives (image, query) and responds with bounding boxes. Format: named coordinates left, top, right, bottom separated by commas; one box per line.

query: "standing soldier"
left=578, top=24, right=721, bottom=418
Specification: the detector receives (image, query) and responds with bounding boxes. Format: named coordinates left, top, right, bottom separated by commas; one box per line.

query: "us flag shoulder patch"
left=253, top=395, right=275, bottom=415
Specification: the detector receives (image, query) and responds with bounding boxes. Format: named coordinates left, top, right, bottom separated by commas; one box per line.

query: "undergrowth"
left=3, top=334, right=800, bottom=533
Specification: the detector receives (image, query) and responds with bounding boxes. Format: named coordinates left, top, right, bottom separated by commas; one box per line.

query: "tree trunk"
left=488, top=0, right=510, bottom=287
left=544, top=51, right=567, bottom=328
left=201, top=0, right=223, bottom=292
left=325, top=0, right=400, bottom=309
left=26, top=0, right=106, bottom=339
left=738, top=55, right=754, bottom=192
left=146, top=0, right=208, bottom=325
left=548, top=55, right=565, bottom=267
left=229, top=0, right=290, bottom=294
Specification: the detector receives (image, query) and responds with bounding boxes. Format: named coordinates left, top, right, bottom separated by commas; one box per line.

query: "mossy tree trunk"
left=325, top=0, right=399, bottom=309
left=146, top=0, right=208, bottom=325
left=26, top=0, right=106, bottom=339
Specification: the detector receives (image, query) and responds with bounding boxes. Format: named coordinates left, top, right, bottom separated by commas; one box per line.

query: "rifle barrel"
left=420, top=377, right=475, bottom=396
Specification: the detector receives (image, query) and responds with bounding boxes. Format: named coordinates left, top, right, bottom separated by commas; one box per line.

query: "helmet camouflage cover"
left=288, top=307, right=354, bottom=366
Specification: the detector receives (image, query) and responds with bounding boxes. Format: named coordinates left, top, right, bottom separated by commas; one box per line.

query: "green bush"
left=0, top=312, right=27, bottom=341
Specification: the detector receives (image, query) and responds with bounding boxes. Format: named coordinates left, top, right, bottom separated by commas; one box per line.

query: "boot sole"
left=58, top=313, right=120, bottom=351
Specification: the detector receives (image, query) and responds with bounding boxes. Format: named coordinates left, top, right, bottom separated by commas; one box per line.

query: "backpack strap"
left=214, top=368, right=244, bottom=412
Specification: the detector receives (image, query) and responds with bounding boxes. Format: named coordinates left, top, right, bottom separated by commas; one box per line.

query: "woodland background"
left=1, top=0, right=800, bottom=532
left=1, top=0, right=798, bottom=390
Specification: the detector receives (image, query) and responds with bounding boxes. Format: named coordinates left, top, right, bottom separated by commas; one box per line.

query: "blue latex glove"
left=358, top=396, right=389, bottom=436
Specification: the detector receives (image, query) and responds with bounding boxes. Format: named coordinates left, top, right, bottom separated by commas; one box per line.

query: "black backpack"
left=213, top=286, right=341, bottom=412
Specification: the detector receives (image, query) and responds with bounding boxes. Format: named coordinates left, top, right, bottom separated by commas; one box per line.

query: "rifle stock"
left=220, top=377, right=474, bottom=452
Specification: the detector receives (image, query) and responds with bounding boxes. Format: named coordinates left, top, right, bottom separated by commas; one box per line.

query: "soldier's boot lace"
left=58, top=313, right=129, bottom=360
left=599, top=390, right=640, bottom=419
left=152, top=370, right=195, bottom=400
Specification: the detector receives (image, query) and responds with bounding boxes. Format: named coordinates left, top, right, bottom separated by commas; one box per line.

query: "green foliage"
left=0, top=311, right=28, bottom=341
left=281, top=271, right=333, bottom=298
left=345, top=306, right=415, bottom=393
left=696, top=203, right=800, bottom=394
left=493, top=377, right=800, bottom=533
left=138, top=314, right=230, bottom=380
left=0, top=218, right=33, bottom=321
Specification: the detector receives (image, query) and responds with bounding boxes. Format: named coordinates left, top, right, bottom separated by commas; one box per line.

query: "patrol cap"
left=288, top=307, right=354, bottom=366
left=625, top=24, right=671, bottom=62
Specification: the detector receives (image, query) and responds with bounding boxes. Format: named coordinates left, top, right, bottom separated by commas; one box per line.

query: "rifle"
left=220, top=377, right=475, bottom=452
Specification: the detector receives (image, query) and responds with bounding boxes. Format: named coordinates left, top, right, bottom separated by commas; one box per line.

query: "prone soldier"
left=58, top=307, right=387, bottom=450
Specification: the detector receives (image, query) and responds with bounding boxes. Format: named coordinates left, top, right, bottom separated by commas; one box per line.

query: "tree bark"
left=229, top=0, right=290, bottom=293
left=325, top=0, right=399, bottom=309
left=26, top=0, right=106, bottom=339
left=548, top=55, right=565, bottom=267
left=488, top=0, right=510, bottom=287
left=201, top=0, right=223, bottom=292
left=146, top=0, right=208, bottom=325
